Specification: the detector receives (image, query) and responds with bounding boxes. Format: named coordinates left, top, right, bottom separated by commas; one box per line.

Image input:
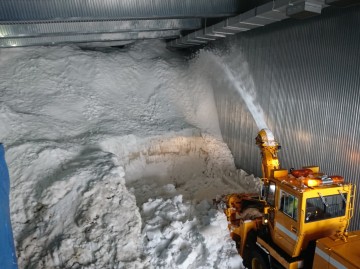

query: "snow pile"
left=141, top=196, right=240, bottom=269
left=0, top=41, right=260, bottom=268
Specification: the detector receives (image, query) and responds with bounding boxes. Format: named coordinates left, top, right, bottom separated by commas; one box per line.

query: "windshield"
left=305, top=193, right=347, bottom=223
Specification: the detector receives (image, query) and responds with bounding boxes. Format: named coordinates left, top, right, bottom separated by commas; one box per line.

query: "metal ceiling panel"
left=0, top=0, right=240, bottom=22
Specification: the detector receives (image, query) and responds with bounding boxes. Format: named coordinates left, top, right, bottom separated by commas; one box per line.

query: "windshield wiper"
left=318, top=192, right=329, bottom=207
left=338, top=190, right=347, bottom=204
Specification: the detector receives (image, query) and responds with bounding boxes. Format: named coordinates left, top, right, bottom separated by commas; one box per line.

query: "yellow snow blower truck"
left=216, top=129, right=360, bottom=269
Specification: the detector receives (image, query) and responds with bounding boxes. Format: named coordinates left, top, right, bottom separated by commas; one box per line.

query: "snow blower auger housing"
left=216, top=128, right=360, bottom=269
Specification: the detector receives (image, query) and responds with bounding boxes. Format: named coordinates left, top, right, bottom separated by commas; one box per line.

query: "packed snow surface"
left=0, top=41, right=260, bottom=268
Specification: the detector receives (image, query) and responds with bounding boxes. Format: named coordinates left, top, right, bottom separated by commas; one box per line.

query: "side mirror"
left=260, top=179, right=268, bottom=200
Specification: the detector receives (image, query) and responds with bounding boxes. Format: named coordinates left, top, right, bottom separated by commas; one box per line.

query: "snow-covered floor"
left=0, top=41, right=259, bottom=268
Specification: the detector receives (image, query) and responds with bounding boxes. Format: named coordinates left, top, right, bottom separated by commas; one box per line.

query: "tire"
left=242, top=231, right=256, bottom=269
left=251, top=248, right=270, bottom=269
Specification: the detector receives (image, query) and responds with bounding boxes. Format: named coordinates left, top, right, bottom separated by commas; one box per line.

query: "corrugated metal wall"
left=214, top=6, right=360, bottom=230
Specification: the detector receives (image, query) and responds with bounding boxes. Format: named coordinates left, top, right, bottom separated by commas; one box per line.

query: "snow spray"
left=222, top=64, right=268, bottom=130
left=191, top=51, right=267, bottom=130
left=207, top=54, right=268, bottom=131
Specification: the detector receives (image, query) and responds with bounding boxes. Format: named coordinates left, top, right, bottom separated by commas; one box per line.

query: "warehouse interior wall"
left=213, top=5, right=360, bottom=230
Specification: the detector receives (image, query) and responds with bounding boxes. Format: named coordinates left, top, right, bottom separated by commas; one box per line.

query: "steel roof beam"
left=0, top=19, right=201, bottom=38
left=0, top=30, right=180, bottom=48
left=168, top=0, right=292, bottom=49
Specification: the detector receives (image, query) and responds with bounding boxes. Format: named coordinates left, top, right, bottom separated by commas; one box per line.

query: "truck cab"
left=263, top=167, right=353, bottom=260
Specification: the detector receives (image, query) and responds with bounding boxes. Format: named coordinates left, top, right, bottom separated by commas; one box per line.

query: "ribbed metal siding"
left=0, top=0, right=240, bottom=21
left=214, top=6, right=360, bottom=230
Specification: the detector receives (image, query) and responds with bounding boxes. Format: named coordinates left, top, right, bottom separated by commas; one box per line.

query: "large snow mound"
left=0, top=41, right=259, bottom=268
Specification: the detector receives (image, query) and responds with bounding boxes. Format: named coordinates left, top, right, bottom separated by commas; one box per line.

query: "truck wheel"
left=251, top=248, right=269, bottom=269
left=242, top=231, right=256, bottom=269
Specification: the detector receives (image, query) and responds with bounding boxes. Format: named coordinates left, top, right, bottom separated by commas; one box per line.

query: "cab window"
left=279, top=190, right=298, bottom=221
left=305, top=193, right=347, bottom=223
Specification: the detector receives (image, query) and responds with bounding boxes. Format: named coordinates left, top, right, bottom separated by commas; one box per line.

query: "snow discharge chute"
left=0, top=144, right=18, bottom=269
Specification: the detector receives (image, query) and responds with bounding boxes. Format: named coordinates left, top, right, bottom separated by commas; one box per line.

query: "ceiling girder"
left=0, top=30, right=180, bottom=48
left=168, top=0, right=326, bottom=48
left=0, top=0, right=239, bottom=48
left=0, top=19, right=201, bottom=38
